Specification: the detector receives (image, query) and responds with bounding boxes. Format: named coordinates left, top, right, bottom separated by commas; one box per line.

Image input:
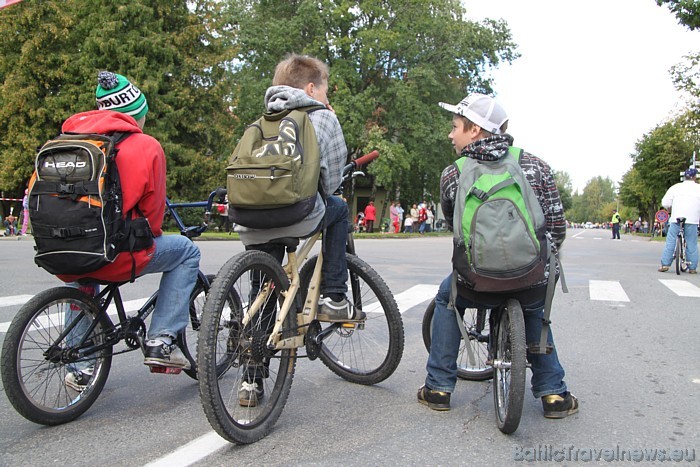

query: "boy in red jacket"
left=59, top=72, right=200, bottom=389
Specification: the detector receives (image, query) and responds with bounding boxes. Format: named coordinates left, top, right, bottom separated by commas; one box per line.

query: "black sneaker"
left=542, top=392, right=579, bottom=419
left=238, top=379, right=264, bottom=407
left=143, top=340, right=191, bottom=369
left=417, top=385, right=451, bottom=411
left=65, top=369, right=93, bottom=391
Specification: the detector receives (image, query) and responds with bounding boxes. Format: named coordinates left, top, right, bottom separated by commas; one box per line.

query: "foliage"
left=657, top=0, right=700, bottom=30
left=553, top=171, right=573, bottom=212
left=221, top=0, right=519, bottom=205
left=0, top=0, right=238, bottom=206
left=620, top=117, right=696, bottom=221
left=568, top=176, right=616, bottom=224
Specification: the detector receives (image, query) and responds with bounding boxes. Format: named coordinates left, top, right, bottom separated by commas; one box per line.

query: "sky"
left=462, top=0, right=699, bottom=193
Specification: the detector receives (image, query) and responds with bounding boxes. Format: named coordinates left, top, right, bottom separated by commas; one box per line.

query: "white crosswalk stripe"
left=659, top=279, right=700, bottom=297
left=589, top=280, right=630, bottom=302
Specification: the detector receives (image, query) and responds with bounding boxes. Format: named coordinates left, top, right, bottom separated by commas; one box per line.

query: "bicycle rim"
left=676, top=236, right=682, bottom=275
left=198, top=251, right=295, bottom=444
left=1, top=287, right=112, bottom=425
left=301, top=254, right=404, bottom=385
left=492, top=299, right=526, bottom=434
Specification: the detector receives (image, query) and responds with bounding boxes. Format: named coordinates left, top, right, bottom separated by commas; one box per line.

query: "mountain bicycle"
left=197, top=151, right=405, bottom=444
left=422, top=296, right=527, bottom=434
left=1, top=190, right=232, bottom=426
left=673, top=217, right=690, bottom=274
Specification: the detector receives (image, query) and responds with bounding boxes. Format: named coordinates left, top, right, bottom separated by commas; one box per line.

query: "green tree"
left=568, top=176, right=616, bottom=224
left=553, top=170, right=573, bottom=212
left=222, top=0, right=518, bottom=204
left=0, top=0, right=237, bottom=205
left=657, top=0, right=700, bottom=30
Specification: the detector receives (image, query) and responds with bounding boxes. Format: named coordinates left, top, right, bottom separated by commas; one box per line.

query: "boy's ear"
left=303, top=82, right=315, bottom=97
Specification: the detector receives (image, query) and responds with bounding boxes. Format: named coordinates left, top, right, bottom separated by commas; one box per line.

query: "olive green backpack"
left=226, top=105, right=324, bottom=229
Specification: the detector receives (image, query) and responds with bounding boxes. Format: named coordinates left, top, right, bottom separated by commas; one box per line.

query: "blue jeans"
left=661, top=221, right=699, bottom=269
left=425, top=274, right=568, bottom=398
left=247, top=196, right=348, bottom=296
left=140, top=234, right=201, bottom=339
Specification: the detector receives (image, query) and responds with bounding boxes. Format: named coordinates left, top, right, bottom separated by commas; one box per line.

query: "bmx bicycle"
left=1, top=189, right=231, bottom=425
left=197, top=151, right=405, bottom=444
left=422, top=296, right=526, bottom=434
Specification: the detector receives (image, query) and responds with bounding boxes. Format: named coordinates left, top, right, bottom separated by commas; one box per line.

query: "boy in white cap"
left=59, top=72, right=200, bottom=390
left=418, top=93, right=578, bottom=419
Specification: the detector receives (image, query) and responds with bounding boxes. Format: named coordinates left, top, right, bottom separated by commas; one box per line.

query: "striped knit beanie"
left=95, top=71, right=149, bottom=121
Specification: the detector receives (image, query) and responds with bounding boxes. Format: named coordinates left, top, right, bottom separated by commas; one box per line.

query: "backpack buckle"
left=468, top=187, right=488, bottom=201
left=57, top=183, right=75, bottom=194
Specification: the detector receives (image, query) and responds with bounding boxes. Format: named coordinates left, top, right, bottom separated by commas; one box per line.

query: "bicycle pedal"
left=149, top=365, right=182, bottom=375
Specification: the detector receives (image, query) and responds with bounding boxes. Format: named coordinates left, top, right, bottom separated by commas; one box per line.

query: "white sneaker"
left=316, top=296, right=365, bottom=322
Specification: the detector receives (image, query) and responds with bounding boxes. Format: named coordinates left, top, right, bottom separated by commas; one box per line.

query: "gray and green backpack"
left=452, top=146, right=548, bottom=293
left=226, top=105, right=324, bottom=229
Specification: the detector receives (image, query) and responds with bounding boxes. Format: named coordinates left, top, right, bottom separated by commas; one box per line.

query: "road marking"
left=394, top=284, right=438, bottom=313
left=589, top=280, right=630, bottom=302
left=693, top=378, right=700, bottom=384
left=0, top=295, right=33, bottom=307
left=659, top=279, right=700, bottom=297
left=144, top=431, right=229, bottom=467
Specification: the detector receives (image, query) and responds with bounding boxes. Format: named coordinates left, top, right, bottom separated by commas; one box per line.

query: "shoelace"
left=240, top=381, right=258, bottom=392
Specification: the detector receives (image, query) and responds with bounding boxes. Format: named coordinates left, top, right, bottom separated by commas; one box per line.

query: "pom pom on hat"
left=95, top=71, right=148, bottom=121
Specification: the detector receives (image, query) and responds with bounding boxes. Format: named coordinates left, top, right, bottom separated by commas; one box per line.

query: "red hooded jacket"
left=57, top=110, right=166, bottom=283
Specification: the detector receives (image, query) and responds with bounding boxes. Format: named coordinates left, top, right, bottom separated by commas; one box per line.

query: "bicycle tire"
left=1, top=287, right=113, bottom=425
left=681, top=237, right=690, bottom=272
left=421, top=299, right=492, bottom=381
left=676, top=235, right=683, bottom=275
left=492, top=299, right=526, bottom=434
left=198, top=250, right=295, bottom=444
left=299, top=254, right=404, bottom=385
left=180, top=274, right=238, bottom=379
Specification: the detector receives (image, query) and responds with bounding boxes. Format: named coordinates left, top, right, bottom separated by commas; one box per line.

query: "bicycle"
left=197, top=151, right=405, bottom=444
left=673, top=217, right=690, bottom=274
left=421, top=297, right=526, bottom=434
left=1, top=189, right=232, bottom=426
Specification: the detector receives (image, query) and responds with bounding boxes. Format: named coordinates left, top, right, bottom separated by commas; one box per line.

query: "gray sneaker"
left=238, top=380, right=264, bottom=407
left=143, top=340, right=191, bottom=369
left=317, top=296, right=365, bottom=322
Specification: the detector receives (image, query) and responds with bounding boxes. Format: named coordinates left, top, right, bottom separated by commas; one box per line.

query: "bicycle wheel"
left=675, top=235, right=683, bottom=275
left=198, top=250, right=295, bottom=444
left=1, top=287, right=113, bottom=425
left=421, top=299, right=491, bottom=381
left=299, top=254, right=404, bottom=385
left=180, top=274, right=238, bottom=380
left=492, top=299, right=526, bottom=434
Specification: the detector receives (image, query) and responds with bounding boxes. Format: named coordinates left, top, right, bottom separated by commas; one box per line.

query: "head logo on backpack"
left=28, top=132, right=153, bottom=279
left=452, top=146, right=548, bottom=293
left=226, top=105, right=324, bottom=229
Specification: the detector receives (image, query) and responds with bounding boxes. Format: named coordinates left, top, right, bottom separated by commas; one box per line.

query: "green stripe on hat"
left=95, top=71, right=149, bottom=120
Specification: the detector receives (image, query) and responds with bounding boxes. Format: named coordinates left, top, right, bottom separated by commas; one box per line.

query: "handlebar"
left=166, top=188, right=227, bottom=238
left=342, top=150, right=379, bottom=179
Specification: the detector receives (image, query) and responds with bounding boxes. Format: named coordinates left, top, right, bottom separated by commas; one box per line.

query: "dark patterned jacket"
left=440, top=134, right=566, bottom=286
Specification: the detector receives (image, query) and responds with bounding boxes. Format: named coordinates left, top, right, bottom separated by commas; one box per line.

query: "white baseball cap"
left=438, top=93, right=508, bottom=135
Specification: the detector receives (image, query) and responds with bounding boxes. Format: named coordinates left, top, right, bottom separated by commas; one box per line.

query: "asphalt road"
left=1, top=231, right=699, bottom=466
